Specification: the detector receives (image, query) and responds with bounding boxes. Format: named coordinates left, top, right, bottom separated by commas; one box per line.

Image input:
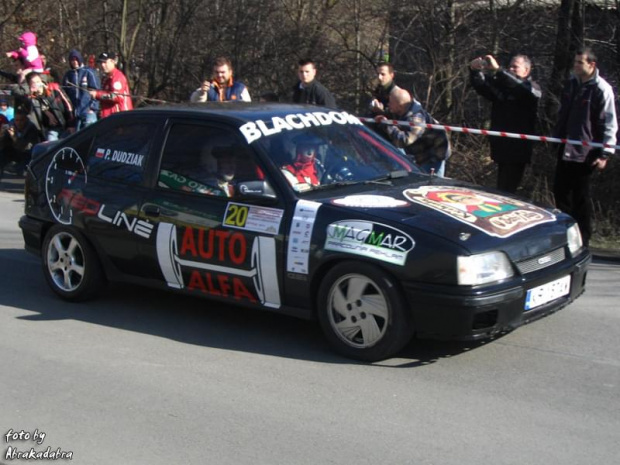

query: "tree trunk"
left=543, top=0, right=583, bottom=130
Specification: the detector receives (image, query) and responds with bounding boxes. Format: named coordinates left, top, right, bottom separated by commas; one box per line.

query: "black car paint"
left=20, top=103, right=591, bottom=348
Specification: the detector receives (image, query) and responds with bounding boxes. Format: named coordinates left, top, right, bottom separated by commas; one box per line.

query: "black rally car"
left=19, top=103, right=590, bottom=361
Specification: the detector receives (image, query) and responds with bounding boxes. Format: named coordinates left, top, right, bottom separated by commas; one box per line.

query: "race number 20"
left=224, top=203, right=249, bottom=228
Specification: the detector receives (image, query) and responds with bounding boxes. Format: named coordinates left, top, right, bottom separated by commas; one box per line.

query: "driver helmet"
left=293, top=134, right=323, bottom=166
left=212, top=146, right=239, bottom=182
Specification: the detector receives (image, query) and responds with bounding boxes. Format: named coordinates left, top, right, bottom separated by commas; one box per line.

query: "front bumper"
left=403, top=251, right=591, bottom=340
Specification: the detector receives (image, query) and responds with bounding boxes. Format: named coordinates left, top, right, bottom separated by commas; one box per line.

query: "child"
left=5, top=32, right=44, bottom=73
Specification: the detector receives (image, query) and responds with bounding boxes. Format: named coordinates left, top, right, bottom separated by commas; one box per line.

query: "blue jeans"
left=76, top=111, right=98, bottom=131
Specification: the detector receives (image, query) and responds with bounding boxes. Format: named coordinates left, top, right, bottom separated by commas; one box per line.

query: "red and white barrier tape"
left=359, top=117, right=620, bottom=151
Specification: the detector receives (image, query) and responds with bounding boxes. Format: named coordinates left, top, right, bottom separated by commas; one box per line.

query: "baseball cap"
left=97, top=52, right=113, bottom=62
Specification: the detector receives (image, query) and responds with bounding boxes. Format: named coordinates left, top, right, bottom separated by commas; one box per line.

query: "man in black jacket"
left=470, top=54, right=541, bottom=193
left=291, top=59, right=336, bottom=108
left=368, top=62, right=396, bottom=117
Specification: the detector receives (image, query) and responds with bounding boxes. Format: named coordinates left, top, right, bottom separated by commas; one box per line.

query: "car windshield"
left=243, top=112, right=418, bottom=193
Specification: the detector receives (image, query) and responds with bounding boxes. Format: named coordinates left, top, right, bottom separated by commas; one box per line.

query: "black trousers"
left=553, top=156, right=596, bottom=247
left=496, top=162, right=527, bottom=194
left=0, top=147, right=29, bottom=180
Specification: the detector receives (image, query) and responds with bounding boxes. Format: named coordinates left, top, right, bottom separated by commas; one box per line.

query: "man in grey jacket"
left=553, top=47, right=618, bottom=247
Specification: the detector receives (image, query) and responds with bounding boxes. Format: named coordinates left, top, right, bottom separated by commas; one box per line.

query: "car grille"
left=516, top=247, right=566, bottom=275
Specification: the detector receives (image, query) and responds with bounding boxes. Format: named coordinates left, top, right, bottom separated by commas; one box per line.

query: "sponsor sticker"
left=324, top=220, right=415, bottom=266
left=223, top=202, right=283, bottom=235
left=94, top=147, right=145, bottom=167
left=155, top=223, right=281, bottom=308
left=239, top=111, right=363, bottom=144
left=403, top=186, right=556, bottom=238
left=286, top=200, right=321, bottom=274
left=332, top=195, right=409, bottom=208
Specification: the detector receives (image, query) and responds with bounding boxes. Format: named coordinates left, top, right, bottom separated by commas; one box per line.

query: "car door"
left=66, top=116, right=162, bottom=277
left=137, top=119, right=287, bottom=309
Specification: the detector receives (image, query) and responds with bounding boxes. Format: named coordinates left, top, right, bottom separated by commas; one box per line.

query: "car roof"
left=126, top=102, right=337, bottom=124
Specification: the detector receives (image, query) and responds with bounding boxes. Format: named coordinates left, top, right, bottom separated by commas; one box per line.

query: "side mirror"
left=237, top=180, right=277, bottom=200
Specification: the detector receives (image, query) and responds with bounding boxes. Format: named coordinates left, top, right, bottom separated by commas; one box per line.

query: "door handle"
left=143, top=205, right=161, bottom=217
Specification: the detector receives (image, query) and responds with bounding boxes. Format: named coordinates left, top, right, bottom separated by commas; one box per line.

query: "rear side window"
left=86, top=122, right=153, bottom=184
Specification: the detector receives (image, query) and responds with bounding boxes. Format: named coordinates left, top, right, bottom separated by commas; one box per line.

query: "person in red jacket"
left=89, top=52, right=133, bottom=118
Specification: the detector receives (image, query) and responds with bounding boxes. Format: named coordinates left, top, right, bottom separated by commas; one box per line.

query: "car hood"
left=314, top=178, right=571, bottom=261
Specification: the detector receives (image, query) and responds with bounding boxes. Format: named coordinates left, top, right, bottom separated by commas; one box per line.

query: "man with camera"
left=0, top=108, right=42, bottom=179
left=470, top=54, right=541, bottom=194
left=24, top=72, right=73, bottom=141
left=206, top=57, right=251, bottom=102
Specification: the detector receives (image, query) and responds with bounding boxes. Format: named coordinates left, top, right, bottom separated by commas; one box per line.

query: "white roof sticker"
left=239, top=110, right=363, bottom=144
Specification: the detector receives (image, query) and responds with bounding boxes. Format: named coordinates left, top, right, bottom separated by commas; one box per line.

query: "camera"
left=478, top=58, right=488, bottom=68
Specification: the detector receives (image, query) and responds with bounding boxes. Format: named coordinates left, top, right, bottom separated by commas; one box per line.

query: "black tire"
left=317, top=261, right=414, bottom=362
left=42, top=225, right=104, bottom=302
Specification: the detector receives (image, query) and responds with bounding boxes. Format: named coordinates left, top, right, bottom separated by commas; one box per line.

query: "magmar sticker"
left=324, top=220, right=414, bottom=266
left=403, top=186, right=556, bottom=238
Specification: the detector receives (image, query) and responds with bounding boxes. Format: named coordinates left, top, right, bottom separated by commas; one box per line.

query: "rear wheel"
left=317, top=262, right=414, bottom=361
left=42, top=225, right=104, bottom=301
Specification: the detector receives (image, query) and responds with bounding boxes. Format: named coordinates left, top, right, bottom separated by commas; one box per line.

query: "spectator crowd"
left=0, top=30, right=617, bottom=246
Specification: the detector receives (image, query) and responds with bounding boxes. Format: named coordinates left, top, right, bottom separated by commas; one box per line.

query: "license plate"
left=525, top=275, right=571, bottom=311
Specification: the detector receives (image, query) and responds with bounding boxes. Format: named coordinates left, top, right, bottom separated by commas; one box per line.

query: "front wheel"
left=42, top=225, right=104, bottom=302
left=317, top=262, right=414, bottom=361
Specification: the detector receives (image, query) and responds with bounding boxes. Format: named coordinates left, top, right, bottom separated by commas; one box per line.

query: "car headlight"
left=457, top=251, right=514, bottom=285
left=567, top=224, right=583, bottom=255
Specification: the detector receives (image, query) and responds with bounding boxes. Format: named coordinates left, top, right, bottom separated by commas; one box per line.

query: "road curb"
left=590, top=248, right=620, bottom=263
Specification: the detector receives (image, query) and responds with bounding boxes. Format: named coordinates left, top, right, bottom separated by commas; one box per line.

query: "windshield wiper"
left=365, top=169, right=410, bottom=185
left=313, top=170, right=409, bottom=191
left=314, top=179, right=364, bottom=191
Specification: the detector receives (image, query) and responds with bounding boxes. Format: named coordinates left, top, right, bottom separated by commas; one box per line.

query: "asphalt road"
left=1, top=189, right=619, bottom=465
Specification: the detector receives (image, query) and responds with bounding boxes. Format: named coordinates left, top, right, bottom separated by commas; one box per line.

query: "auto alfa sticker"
left=403, top=186, right=556, bottom=238
left=325, top=220, right=414, bottom=266
left=223, top=202, right=283, bottom=235
left=155, top=223, right=281, bottom=308
left=286, top=200, right=321, bottom=274
left=332, top=195, right=409, bottom=208
left=239, top=110, right=363, bottom=144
